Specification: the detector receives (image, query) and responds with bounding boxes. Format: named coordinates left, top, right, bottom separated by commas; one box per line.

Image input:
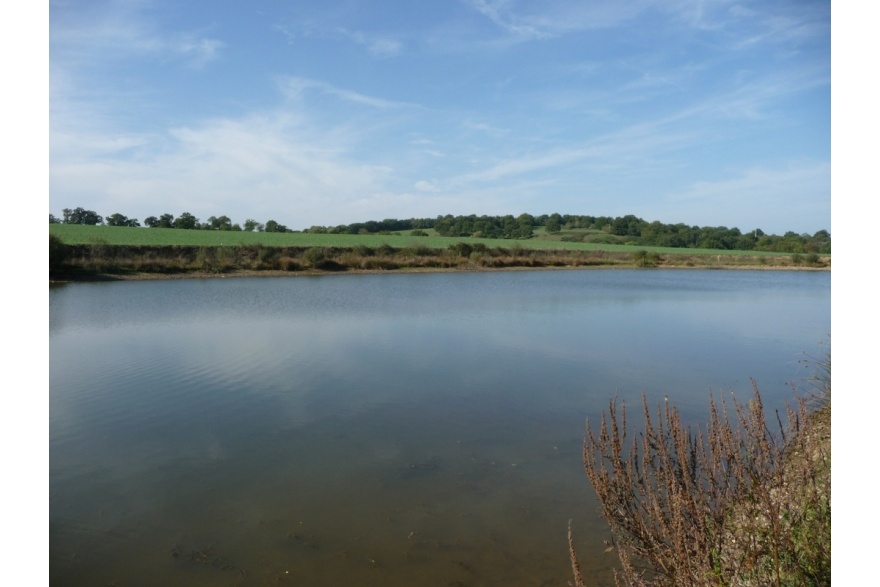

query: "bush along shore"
left=49, top=236, right=830, bottom=281
left=569, top=362, right=831, bottom=587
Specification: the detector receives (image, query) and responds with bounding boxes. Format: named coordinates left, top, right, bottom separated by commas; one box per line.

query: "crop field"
left=49, top=224, right=780, bottom=257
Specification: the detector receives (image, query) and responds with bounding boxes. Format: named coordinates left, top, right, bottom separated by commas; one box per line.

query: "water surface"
left=50, top=269, right=830, bottom=586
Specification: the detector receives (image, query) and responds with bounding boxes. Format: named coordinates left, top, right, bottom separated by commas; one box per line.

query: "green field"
left=49, top=224, right=781, bottom=257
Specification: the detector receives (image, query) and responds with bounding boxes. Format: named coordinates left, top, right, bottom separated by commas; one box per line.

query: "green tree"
left=517, top=212, right=537, bottom=227
left=106, top=213, right=141, bottom=227
left=734, top=233, right=757, bottom=251
left=610, top=214, right=644, bottom=237
left=243, top=219, right=263, bottom=232
left=146, top=213, right=175, bottom=228
left=264, top=219, right=289, bottom=233
left=502, top=214, right=534, bottom=239
left=62, top=207, right=103, bottom=225
left=594, top=216, right=613, bottom=231
left=173, top=212, right=199, bottom=229
left=206, top=215, right=233, bottom=230
left=806, top=230, right=831, bottom=254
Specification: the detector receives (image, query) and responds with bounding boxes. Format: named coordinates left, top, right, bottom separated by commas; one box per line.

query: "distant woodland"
left=51, top=208, right=830, bottom=254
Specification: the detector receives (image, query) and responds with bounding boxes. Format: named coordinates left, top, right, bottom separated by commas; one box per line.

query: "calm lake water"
left=50, top=269, right=830, bottom=586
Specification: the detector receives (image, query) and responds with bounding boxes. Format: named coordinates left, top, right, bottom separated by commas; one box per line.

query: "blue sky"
left=49, top=0, right=830, bottom=234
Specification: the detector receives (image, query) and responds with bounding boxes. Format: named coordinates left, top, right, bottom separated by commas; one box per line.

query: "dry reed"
left=572, top=381, right=830, bottom=587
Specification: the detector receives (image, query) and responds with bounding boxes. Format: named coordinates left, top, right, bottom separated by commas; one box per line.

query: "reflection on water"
left=50, top=270, right=829, bottom=586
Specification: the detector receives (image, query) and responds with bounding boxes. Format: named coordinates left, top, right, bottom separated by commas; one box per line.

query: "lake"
left=49, top=269, right=830, bottom=586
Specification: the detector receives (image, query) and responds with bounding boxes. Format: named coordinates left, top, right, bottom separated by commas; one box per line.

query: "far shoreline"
left=49, top=262, right=830, bottom=284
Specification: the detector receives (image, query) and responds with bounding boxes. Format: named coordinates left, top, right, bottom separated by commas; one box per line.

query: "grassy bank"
left=49, top=240, right=829, bottom=281
left=49, top=223, right=825, bottom=257
left=49, top=225, right=829, bottom=280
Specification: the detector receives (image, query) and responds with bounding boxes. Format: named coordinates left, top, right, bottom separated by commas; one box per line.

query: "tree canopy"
left=106, top=213, right=141, bottom=227
left=62, top=207, right=103, bottom=225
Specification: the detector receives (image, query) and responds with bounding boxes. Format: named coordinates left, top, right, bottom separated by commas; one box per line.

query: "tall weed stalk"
left=572, top=382, right=830, bottom=587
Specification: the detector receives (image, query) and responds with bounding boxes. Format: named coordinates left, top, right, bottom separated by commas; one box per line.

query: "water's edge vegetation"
left=571, top=361, right=831, bottom=587
left=49, top=237, right=829, bottom=281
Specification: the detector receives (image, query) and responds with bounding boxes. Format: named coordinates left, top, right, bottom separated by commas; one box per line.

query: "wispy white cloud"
left=461, top=120, right=510, bottom=137
left=338, top=28, right=403, bottom=57
left=726, top=4, right=829, bottom=50
left=272, top=21, right=403, bottom=57
left=414, top=180, right=440, bottom=192
left=171, top=36, right=224, bottom=69
left=450, top=123, right=692, bottom=186
left=447, top=64, right=821, bottom=186
left=465, top=0, right=549, bottom=39
left=278, top=76, right=423, bottom=110
left=51, top=109, right=392, bottom=223
left=461, top=0, right=828, bottom=53
left=51, top=1, right=223, bottom=68
left=661, top=162, right=831, bottom=232
left=705, top=66, right=828, bottom=121
left=464, top=0, right=656, bottom=39
left=273, top=23, right=297, bottom=44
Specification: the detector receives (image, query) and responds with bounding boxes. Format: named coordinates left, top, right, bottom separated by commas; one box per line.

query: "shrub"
left=255, top=245, right=279, bottom=269
left=376, top=243, right=396, bottom=257
left=89, top=238, right=112, bottom=261
left=449, top=242, right=473, bottom=257
left=49, top=234, right=66, bottom=272
left=278, top=256, right=302, bottom=271
left=194, top=247, right=235, bottom=273
left=303, top=247, right=326, bottom=267
left=403, top=243, right=434, bottom=257
left=353, top=245, right=374, bottom=257
left=312, top=259, right=346, bottom=271
left=632, top=250, right=652, bottom=267
left=361, top=257, right=399, bottom=270
left=570, top=383, right=830, bottom=587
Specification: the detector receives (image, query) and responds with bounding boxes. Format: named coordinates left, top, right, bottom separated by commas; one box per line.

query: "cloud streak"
left=51, top=0, right=223, bottom=68
left=657, top=162, right=830, bottom=231
left=278, top=77, right=423, bottom=110
left=272, top=20, right=404, bottom=57
left=52, top=110, right=392, bottom=223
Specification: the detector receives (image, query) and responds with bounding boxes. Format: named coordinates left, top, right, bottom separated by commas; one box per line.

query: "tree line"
left=302, top=212, right=830, bottom=254
left=50, top=208, right=291, bottom=233
left=50, top=208, right=830, bottom=254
